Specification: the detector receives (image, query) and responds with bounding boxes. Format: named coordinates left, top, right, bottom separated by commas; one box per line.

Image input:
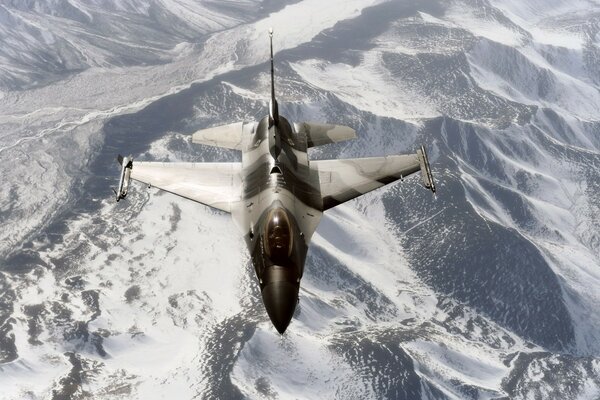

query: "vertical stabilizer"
left=268, top=28, right=279, bottom=126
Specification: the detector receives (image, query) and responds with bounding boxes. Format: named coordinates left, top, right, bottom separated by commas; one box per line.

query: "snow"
left=0, top=271, right=71, bottom=399
left=205, top=0, right=388, bottom=66
left=3, top=186, right=247, bottom=397
left=291, top=55, right=439, bottom=121
left=2, top=120, right=536, bottom=397
left=467, top=40, right=600, bottom=121
left=488, top=0, right=593, bottom=49
left=405, top=340, right=508, bottom=393
left=0, top=0, right=389, bottom=259
left=2, top=0, right=600, bottom=398
left=444, top=3, right=525, bottom=47
left=232, top=329, right=373, bottom=399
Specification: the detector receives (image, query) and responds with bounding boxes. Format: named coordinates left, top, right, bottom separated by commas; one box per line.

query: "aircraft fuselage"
left=233, top=115, right=323, bottom=333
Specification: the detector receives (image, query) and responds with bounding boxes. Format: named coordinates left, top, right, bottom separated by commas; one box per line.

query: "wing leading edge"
left=128, top=161, right=242, bottom=213
left=311, top=146, right=435, bottom=210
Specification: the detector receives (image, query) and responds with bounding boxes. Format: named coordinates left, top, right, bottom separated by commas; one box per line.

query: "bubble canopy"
left=263, top=207, right=293, bottom=264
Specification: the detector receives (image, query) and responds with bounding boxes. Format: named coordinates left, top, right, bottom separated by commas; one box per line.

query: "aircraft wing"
left=293, top=122, right=356, bottom=148
left=311, top=146, right=435, bottom=210
left=129, top=161, right=242, bottom=213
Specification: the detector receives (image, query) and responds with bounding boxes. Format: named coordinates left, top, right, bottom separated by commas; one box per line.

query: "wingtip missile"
left=417, top=145, right=436, bottom=194
left=115, top=154, right=133, bottom=202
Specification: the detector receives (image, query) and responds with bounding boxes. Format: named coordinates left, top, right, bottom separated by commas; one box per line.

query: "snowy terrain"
left=1, top=0, right=600, bottom=399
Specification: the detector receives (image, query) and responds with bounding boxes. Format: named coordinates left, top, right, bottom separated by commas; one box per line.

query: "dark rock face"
left=383, top=118, right=576, bottom=351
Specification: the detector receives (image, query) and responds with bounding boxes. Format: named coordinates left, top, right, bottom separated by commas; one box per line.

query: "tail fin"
left=268, top=28, right=279, bottom=126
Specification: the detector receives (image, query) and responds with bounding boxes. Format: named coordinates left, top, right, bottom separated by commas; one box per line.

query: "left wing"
left=128, top=161, right=242, bottom=213
left=311, top=146, right=435, bottom=210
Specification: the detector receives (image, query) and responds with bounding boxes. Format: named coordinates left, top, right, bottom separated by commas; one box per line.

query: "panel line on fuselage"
left=241, top=116, right=321, bottom=211
left=236, top=114, right=323, bottom=279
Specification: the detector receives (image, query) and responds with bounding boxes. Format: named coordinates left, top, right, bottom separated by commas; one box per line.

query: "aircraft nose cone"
left=262, top=281, right=298, bottom=334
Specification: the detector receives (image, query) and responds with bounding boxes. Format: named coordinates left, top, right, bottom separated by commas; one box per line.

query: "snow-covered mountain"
left=1, top=0, right=599, bottom=398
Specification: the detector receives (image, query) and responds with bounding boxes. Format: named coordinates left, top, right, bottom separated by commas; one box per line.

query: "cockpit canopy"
left=263, top=207, right=293, bottom=264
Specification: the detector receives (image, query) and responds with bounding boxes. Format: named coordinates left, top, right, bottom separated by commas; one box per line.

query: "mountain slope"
left=0, top=0, right=599, bottom=399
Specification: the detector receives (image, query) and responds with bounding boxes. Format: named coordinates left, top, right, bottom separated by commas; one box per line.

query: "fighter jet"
left=114, top=29, right=436, bottom=334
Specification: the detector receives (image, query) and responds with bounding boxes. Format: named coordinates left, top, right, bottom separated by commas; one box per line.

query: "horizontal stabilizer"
left=294, top=122, right=356, bottom=148
left=192, top=122, right=255, bottom=150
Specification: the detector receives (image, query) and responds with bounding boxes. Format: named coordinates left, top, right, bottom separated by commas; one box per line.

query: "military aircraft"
left=114, top=29, right=436, bottom=334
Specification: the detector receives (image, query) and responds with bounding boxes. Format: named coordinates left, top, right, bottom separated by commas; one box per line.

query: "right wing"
left=293, top=122, right=356, bottom=148
left=191, top=122, right=255, bottom=150
left=129, top=161, right=242, bottom=213
left=311, top=146, right=435, bottom=210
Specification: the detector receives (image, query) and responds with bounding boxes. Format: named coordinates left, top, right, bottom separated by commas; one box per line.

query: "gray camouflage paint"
left=232, top=114, right=322, bottom=333
left=122, top=110, right=431, bottom=334
left=194, top=112, right=430, bottom=333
